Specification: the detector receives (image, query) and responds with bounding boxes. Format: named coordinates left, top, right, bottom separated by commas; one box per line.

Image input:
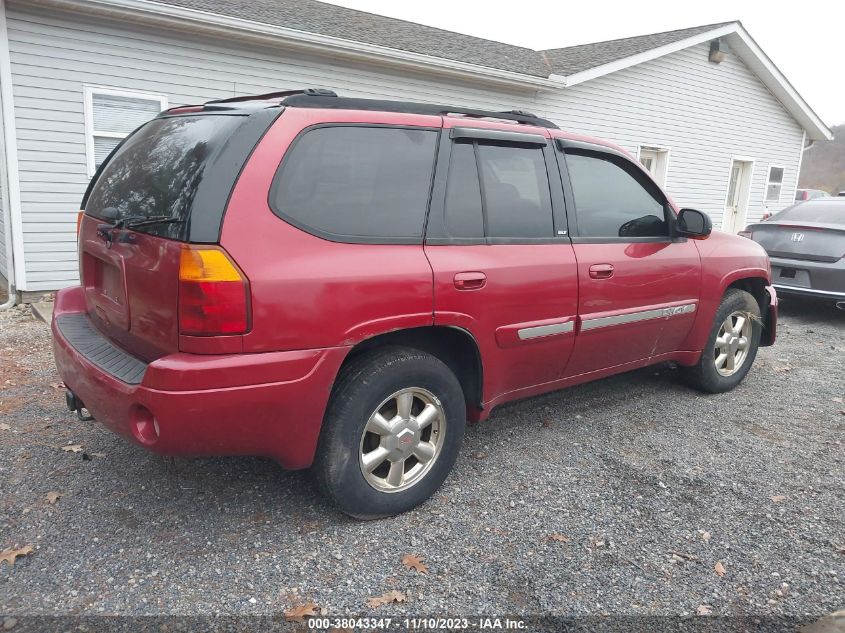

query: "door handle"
left=454, top=271, right=487, bottom=290
left=589, top=264, right=614, bottom=279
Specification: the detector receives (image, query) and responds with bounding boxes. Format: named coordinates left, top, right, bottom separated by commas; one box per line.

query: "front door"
left=556, top=141, right=702, bottom=376
left=425, top=124, right=578, bottom=405
left=723, top=160, right=750, bottom=233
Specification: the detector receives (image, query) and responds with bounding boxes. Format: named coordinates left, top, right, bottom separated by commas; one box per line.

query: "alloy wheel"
left=714, top=310, right=752, bottom=376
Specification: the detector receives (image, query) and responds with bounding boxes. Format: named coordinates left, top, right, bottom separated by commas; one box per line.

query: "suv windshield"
left=85, top=114, right=246, bottom=239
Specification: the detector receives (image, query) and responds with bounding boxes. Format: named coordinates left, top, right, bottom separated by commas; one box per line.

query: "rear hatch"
left=749, top=202, right=845, bottom=263
left=79, top=105, right=280, bottom=360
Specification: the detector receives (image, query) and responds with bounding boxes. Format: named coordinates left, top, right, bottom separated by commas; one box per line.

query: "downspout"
left=0, top=0, right=18, bottom=309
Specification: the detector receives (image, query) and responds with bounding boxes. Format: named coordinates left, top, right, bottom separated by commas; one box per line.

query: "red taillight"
left=178, top=246, right=250, bottom=336
left=738, top=230, right=753, bottom=239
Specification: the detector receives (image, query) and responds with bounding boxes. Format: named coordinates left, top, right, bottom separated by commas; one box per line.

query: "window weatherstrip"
left=518, top=320, right=574, bottom=340
left=451, top=127, right=547, bottom=146
left=580, top=302, right=697, bottom=331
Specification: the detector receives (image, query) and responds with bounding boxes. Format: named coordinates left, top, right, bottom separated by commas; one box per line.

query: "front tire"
left=682, top=289, right=762, bottom=393
left=313, top=346, right=466, bottom=519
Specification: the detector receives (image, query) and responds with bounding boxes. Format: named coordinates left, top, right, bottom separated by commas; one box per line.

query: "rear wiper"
left=123, top=216, right=185, bottom=229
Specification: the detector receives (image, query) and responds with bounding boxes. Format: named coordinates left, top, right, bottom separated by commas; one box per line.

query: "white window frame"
left=83, top=85, right=168, bottom=177
left=636, top=144, right=671, bottom=188
left=764, top=164, right=785, bottom=203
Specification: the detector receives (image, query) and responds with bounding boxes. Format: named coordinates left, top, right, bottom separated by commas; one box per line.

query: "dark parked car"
left=741, top=198, right=845, bottom=308
left=52, top=89, right=777, bottom=518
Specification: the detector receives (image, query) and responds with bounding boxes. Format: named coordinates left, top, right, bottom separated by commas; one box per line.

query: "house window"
left=765, top=165, right=784, bottom=202
left=83, top=86, right=167, bottom=176
left=637, top=146, right=670, bottom=187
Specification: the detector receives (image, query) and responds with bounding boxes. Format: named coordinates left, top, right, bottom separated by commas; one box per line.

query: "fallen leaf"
left=770, top=495, right=787, bottom=503
left=714, top=561, right=726, bottom=577
left=91, top=452, right=107, bottom=458
left=772, top=366, right=792, bottom=373
left=46, top=491, right=62, bottom=505
left=62, top=444, right=83, bottom=453
left=283, top=602, right=319, bottom=622
left=549, top=534, right=571, bottom=543
left=833, top=397, right=843, bottom=404
left=701, top=531, right=711, bottom=542
left=0, top=423, right=10, bottom=431
left=0, top=545, right=34, bottom=567
left=696, top=604, right=713, bottom=616
left=401, top=554, right=428, bottom=574
left=49, top=382, right=65, bottom=390
left=540, top=418, right=553, bottom=428
left=366, top=590, right=406, bottom=609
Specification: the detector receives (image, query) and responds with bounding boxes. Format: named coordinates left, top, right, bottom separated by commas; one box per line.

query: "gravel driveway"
left=1, top=297, right=843, bottom=631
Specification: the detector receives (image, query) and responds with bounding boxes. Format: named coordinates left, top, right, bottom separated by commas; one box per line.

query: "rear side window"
left=271, top=126, right=438, bottom=242
left=478, top=144, right=553, bottom=238
left=565, top=151, right=668, bottom=239
left=440, top=140, right=554, bottom=240
left=85, top=114, right=246, bottom=240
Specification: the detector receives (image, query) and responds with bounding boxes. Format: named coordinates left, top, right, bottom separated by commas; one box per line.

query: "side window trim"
left=426, top=135, right=570, bottom=245
left=556, top=142, right=679, bottom=244
left=268, top=122, right=442, bottom=245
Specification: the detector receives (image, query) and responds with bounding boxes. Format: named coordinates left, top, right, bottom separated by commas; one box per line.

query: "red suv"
left=52, top=89, right=777, bottom=518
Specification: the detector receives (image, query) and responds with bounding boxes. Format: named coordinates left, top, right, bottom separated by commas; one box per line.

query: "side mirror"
left=676, top=208, right=712, bottom=239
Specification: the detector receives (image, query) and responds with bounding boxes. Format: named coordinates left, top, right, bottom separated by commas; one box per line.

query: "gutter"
left=30, top=0, right=566, bottom=92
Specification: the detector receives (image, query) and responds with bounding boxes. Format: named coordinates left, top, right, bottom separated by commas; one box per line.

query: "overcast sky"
left=326, top=0, right=845, bottom=128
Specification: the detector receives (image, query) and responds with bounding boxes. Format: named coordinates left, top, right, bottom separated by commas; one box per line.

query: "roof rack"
left=205, top=88, right=338, bottom=105
left=276, top=90, right=558, bottom=129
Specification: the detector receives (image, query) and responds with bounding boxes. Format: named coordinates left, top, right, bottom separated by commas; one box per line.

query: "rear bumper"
left=770, top=256, right=845, bottom=300
left=51, top=286, right=349, bottom=468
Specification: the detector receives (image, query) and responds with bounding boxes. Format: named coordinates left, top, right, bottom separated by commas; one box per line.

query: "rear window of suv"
left=85, top=114, right=247, bottom=240
left=270, top=126, right=438, bottom=242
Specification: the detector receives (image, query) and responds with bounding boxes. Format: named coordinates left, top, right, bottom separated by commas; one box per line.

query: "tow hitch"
left=65, top=389, right=94, bottom=421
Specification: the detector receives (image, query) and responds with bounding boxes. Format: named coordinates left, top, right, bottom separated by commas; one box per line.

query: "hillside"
left=799, top=124, right=845, bottom=194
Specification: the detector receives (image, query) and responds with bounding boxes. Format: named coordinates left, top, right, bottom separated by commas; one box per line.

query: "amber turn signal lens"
left=178, top=246, right=250, bottom=336
left=76, top=211, right=84, bottom=235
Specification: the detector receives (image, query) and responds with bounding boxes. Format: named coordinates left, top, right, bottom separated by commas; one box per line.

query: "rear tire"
left=682, top=289, right=762, bottom=393
left=313, top=346, right=466, bottom=519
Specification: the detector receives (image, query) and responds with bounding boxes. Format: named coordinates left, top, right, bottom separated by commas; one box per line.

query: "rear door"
left=556, top=140, right=701, bottom=376
left=425, top=123, right=578, bottom=405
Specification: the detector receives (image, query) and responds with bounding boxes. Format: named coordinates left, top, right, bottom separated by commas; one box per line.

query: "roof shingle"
left=152, top=0, right=732, bottom=79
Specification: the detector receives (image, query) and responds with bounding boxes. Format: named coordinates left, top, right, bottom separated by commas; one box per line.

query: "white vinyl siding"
left=535, top=41, right=804, bottom=231
left=4, top=2, right=806, bottom=290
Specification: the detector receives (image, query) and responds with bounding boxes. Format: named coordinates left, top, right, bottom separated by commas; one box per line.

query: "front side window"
left=84, top=87, right=167, bottom=176
left=766, top=166, right=785, bottom=202
left=271, top=126, right=438, bottom=241
left=565, top=151, right=668, bottom=239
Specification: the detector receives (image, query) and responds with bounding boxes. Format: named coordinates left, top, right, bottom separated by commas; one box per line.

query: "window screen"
left=565, top=152, right=668, bottom=239
left=271, top=126, right=438, bottom=241
left=476, top=144, right=553, bottom=238
left=90, top=92, right=165, bottom=169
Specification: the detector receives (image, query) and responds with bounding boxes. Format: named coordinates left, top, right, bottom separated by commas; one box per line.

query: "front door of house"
left=723, top=160, right=749, bottom=233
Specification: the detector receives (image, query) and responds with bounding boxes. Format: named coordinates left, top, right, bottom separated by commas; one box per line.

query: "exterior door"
left=425, top=124, right=578, bottom=404
left=557, top=140, right=702, bottom=376
left=723, top=159, right=751, bottom=233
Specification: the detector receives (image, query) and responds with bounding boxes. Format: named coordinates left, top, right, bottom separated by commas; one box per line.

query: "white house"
left=0, top=0, right=831, bottom=297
